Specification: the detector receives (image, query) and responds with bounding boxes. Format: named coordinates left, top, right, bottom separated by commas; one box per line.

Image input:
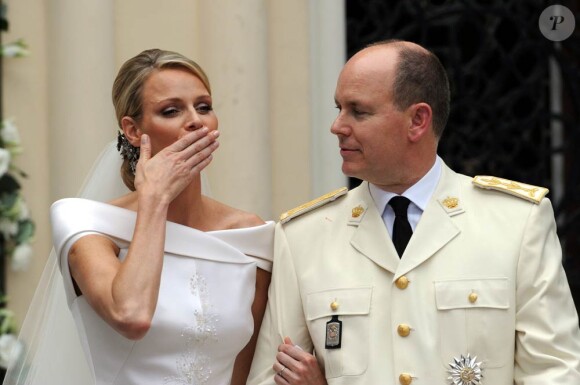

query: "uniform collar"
left=369, top=156, right=442, bottom=213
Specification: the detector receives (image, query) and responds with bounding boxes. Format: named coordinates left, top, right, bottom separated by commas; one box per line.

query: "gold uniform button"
left=330, top=301, right=339, bottom=311
left=399, top=373, right=413, bottom=385
left=395, top=276, right=409, bottom=290
left=397, top=324, right=411, bottom=337
left=468, top=292, right=478, bottom=303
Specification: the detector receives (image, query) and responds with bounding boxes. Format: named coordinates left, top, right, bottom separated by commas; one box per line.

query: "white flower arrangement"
left=0, top=307, right=18, bottom=369
left=0, top=148, right=9, bottom=178
left=0, top=39, right=28, bottom=58
left=0, top=118, right=35, bottom=273
left=0, top=4, right=35, bottom=372
left=0, top=118, right=22, bottom=153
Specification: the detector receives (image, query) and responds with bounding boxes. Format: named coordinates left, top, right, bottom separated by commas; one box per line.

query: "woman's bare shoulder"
left=107, top=191, right=138, bottom=211
left=203, top=196, right=265, bottom=229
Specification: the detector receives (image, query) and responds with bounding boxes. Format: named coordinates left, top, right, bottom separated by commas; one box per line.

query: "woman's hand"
left=273, top=337, right=327, bottom=385
left=134, top=128, right=219, bottom=203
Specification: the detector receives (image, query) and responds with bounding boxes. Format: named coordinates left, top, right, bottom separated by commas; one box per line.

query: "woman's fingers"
left=273, top=361, right=290, bottom=384
left=170, top=127, right=218, bottom=157
left=184, top=131, right=219, bottom=171
left=273, top=339, right=326, bottom=385
left=133, top=134, right=150, bottom=177
left=188, top=141, right=218, bottom=175
left=181, top=130, right=220, bottom=165
left=160, top=129, right=220, bottom=171
left=139, top=134, right=151, bottom=162
left=170, top=127, right=210, bottom=152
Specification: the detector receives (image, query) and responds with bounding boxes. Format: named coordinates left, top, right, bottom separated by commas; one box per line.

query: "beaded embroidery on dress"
left=165, top=273, right=219, bottom=385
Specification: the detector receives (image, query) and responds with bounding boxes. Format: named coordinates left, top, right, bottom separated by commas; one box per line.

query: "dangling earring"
left=117, top=132, right=140, bottom=174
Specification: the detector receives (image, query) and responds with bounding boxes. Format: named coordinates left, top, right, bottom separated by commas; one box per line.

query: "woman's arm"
left=231, top=267, right=271, bottom=385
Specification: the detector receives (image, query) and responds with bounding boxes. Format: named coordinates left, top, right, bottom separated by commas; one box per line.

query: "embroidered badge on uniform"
left=442, top=196, right=459, bottom=209
left=351, top=205, right=364, bottom=218
left=447, top=354, right=483, bottom=385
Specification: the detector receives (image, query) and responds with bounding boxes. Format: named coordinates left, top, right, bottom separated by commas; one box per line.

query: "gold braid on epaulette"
left=472, top=176, right=548, bottom=204
left=279, top=187, right=348, bottom=224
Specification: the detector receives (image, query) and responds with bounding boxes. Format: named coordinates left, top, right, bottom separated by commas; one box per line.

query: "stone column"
left=198, top=0, right=272, bottom=219
left=47, top=0, right=116, bottom=201
left=268, top=0, right=312, bottom=217
left=309, top=0, right=348, bottom=197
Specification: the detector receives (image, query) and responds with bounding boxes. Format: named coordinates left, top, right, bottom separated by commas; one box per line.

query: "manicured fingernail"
left=141, top=134, right=149, bottom=144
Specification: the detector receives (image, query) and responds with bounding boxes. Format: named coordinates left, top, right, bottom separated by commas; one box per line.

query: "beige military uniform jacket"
left=248, top=163, right=580, bottom=385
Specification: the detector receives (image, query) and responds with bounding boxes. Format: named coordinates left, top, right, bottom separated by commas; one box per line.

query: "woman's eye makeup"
left=157, top=99, right=213, bottom=117
left=196, top=103, right=213, bottom=114
left=161, top=107, right=179, bottom=116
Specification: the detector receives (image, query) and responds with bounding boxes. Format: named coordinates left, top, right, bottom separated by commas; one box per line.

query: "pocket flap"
left=434, top=278, right=509, bottom=310
left=306, top=287, right=373, bottom=320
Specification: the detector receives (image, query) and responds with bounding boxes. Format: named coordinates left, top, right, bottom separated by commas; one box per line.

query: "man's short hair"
left=368, top=40, right=451, bottom=138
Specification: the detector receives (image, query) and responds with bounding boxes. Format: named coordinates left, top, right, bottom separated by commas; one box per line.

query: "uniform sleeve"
left=514, top=198, right=580, bottom=384
left=247, top=222, right=314, bottom=385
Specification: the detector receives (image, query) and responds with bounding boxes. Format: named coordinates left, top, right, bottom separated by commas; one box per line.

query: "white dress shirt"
left=369, top=156, right=442, bottom=238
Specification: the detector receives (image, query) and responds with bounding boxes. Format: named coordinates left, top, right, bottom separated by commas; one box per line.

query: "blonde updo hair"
left=112, top=48, right=212, bottom=190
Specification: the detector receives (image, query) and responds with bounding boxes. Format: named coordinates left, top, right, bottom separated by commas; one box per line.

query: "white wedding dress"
left=3, top=141, right=273, bottom=385
left=52, top=198, right=274, bottom=385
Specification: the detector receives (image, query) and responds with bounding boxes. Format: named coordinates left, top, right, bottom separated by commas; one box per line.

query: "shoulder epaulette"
left=472, top=175, right=548, bottom=204
left=279, top=187, right=348, bottom=224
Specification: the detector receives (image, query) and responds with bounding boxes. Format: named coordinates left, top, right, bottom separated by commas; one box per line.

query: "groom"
left=248, top=40, right=580, bottom=384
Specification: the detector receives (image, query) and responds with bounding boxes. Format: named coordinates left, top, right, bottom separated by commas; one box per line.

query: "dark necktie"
left=389, top=196, right=413, bottom=257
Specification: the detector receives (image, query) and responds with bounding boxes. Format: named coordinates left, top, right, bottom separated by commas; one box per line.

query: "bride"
left=4, top=49, right=274, bottom=385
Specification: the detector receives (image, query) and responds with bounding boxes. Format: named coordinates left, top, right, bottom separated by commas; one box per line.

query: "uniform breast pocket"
left=434, top=278, right=513, bottom=369
left=305, top=287, right=372, bottom=378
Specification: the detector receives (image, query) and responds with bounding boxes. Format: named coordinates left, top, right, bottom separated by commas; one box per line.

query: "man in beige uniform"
left=248, top=40, right=580, bottom=385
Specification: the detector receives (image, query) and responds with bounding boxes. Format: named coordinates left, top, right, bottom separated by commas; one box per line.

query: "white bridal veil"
left=3, top=141, right=211, bottom=384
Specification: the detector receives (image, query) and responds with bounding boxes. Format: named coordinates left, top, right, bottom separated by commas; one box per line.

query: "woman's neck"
left=166, top=177, right=205, bottom=227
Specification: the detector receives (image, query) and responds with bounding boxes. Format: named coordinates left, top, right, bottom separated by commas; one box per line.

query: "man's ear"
left=120, top=116, right=142, bottom=147
left=408, top=103, right=432, bottom=143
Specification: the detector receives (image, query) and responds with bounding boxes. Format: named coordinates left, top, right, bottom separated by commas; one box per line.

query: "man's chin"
left=341, top=165, right=361, bottom=180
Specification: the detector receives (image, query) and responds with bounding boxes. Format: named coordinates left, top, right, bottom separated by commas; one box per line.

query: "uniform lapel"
left=395, top=164, right=463, bottom=278
left=349, top=183, right=400, bottom=274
